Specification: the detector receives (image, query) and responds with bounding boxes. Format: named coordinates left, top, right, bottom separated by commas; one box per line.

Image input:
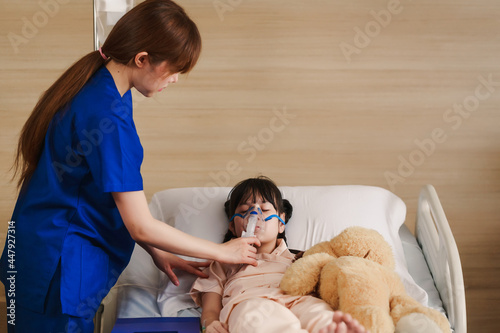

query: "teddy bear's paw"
left=395, top=313, right=441, bottom=333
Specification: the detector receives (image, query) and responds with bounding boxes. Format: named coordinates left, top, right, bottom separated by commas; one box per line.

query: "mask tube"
left=241, top=207, right=266, bottom=238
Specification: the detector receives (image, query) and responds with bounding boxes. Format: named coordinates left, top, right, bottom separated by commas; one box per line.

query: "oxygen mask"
left=241, top=206, right=266, bottom=238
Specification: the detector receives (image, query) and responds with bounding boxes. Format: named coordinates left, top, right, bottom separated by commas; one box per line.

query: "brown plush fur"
left=280, top=227, right=451, bottom=333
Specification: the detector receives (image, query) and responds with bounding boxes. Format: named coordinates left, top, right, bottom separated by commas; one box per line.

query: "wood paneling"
left=1, top=0, right=499, bottom=331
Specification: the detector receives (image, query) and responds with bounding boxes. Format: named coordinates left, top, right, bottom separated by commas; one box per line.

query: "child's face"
left=230, top=194, right=285, bottom=249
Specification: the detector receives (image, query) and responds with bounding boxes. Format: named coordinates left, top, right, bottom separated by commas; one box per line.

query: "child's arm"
left=201, top=292, right=227, bottom=332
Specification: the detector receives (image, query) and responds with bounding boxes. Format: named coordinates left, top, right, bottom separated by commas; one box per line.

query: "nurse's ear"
left=133, top=51, right=150, bottom=68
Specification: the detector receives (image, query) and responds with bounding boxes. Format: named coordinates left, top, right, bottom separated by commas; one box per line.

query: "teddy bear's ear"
left=365, top=232, right=395, bottom=269
left=303, top=241, right=339, bottom=258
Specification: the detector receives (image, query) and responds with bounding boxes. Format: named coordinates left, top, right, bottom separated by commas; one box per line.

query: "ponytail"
left=13, top=0, right=201, bottom=189
left=13, top=51, right=106, bottom=188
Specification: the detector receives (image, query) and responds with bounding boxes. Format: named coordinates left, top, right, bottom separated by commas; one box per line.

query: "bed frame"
left=94, top=184, right=466, bottom=333
left=416, top=185, right=466, bottom=333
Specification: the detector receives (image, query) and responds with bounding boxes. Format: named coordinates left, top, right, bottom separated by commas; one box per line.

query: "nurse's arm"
left=112, top=191, right=260, bottom=265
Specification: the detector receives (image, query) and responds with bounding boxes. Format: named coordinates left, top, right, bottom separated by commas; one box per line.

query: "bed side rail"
left=415, top=184, right=466, bottom=333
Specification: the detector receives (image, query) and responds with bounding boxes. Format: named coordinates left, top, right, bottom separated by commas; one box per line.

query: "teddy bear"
left=280, top=226, right=451, bottom=333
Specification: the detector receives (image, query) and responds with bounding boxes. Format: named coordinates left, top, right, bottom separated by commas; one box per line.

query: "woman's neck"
left=106, top=60, right=133, bottom=97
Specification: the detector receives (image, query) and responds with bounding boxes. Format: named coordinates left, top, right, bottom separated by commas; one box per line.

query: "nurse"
left=0, top=0, right=260, bottom=332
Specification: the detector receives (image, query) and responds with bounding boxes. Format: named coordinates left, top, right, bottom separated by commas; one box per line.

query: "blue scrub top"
left=0, top=66, right=143, bottom=318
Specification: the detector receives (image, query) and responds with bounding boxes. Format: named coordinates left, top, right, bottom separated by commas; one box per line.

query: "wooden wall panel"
left=1, top=0, right=499, bottom=331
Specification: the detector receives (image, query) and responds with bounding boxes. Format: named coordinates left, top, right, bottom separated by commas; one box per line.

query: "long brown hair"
left=13, top=0, right=201, bottom=189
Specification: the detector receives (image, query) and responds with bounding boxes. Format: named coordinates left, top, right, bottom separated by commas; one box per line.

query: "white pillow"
left=149, top=185, right=428, bottom=317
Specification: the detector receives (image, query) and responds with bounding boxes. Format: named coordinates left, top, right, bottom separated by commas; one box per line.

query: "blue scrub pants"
left=5, top=262, right=95, bottom=333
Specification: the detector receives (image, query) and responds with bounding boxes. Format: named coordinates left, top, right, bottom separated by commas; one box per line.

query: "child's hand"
left=219, top=237, right=261, bottom=266
left=205, top=320, right=228, bottom=333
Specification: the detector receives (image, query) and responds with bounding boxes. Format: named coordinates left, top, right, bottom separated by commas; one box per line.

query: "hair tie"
left=99, top=47, right=109, bottom=61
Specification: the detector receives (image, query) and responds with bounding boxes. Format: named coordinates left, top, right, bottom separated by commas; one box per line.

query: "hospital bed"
left=94, top=185, right=466, bottom=333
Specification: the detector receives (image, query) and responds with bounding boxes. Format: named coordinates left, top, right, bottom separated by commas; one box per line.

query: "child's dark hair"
left=223, top=176, right=293, bottom=243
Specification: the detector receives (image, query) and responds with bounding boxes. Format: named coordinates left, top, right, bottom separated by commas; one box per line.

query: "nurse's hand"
left=148, top=246, right=210, bottom=286
left=218, top=237, right=261, bottom=266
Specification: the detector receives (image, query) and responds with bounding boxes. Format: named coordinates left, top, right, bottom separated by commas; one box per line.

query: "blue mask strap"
left=264, top=214, right=286, bottom=225
left=230, top=207, right=262, bottom=221
left=229, top=213, right=244, bottom=222
left=230, top=209, right=283, bottom=224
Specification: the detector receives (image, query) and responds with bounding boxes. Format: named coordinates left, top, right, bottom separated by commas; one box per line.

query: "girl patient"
left=191, top=176, right=369, bottom=333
